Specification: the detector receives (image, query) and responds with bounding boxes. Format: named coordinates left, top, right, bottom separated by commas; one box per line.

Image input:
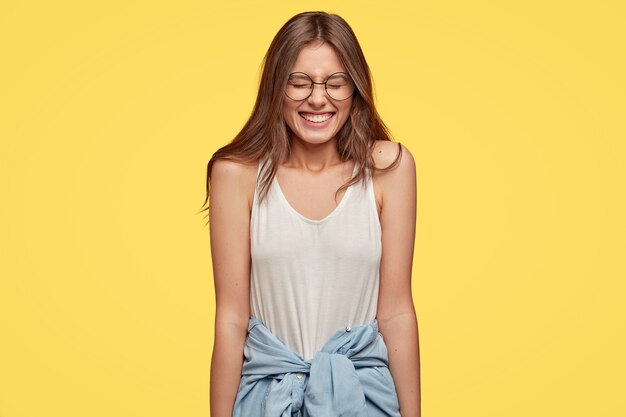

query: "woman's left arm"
left=375, top=141, right=420, bottom=417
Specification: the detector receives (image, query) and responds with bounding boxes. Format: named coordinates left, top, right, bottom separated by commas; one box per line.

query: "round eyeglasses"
left=284, top=72, right=355, bottom=101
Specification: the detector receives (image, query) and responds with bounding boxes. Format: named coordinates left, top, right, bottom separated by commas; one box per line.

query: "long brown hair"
left=199, top=11, right=401, bottom=224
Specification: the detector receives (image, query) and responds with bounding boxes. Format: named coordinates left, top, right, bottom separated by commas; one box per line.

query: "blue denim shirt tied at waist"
left=232, top=316, right=401, bottom=417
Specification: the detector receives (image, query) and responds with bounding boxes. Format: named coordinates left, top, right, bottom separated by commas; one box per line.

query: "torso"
left=248, top=156, right=383, bottom=359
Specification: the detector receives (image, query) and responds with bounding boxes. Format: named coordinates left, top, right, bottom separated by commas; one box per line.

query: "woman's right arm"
left=208, top=159, right=254, bottom=417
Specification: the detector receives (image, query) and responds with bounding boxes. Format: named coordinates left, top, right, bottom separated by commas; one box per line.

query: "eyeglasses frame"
left=284, top=71, right=356, bottom=102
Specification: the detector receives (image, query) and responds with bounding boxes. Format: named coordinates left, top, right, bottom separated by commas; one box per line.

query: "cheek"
left=282, top=104, right=299, bottom=131
left=282, top=102, right=297, bottom=119
left=338, top=102, right=353, bottom=121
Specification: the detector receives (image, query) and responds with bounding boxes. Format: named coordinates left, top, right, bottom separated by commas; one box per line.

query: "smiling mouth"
left=299, top=112, right=335, bottom=123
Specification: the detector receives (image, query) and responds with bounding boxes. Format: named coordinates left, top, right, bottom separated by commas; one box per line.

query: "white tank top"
left=249, top=160, right=382, bottom=360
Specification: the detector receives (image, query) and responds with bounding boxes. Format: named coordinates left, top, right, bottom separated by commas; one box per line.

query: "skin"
left=209, top=41, right=421, bottom=417
left=278, top=41, right=359, bottom=218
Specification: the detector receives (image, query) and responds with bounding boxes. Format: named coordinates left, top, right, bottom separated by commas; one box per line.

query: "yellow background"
left=1, top=1, right=624, bottom=416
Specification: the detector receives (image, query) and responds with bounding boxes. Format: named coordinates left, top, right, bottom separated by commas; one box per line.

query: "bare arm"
left=208, top=159, right=253, bottom=417
left=375, top=142, right=421, bottom=417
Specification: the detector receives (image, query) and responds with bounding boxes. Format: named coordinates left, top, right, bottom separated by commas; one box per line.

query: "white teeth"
left=301, top=113, right=333, bottom=122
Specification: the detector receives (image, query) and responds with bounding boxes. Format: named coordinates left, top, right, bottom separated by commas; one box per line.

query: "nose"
left=307, top=83, right=328, bottom=106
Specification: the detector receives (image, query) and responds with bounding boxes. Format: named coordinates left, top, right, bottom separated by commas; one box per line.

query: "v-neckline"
left=273, top=161, right=359, bottom=225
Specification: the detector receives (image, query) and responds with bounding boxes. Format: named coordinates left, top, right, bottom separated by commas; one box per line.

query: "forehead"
left=290, top=42, right=346, bottom=79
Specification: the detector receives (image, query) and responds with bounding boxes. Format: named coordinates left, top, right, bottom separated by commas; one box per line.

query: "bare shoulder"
left=370, top=140, right=416, bottom=216
left=371, top=140, right=415, bottom=172
left=210, top=158, right=258, bottom=212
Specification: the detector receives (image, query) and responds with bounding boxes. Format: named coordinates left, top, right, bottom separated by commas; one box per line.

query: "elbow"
left=214, top=307, right=251, bottom=334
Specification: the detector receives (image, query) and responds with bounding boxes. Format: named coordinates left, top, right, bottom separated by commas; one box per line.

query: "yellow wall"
left=1, top=1, right=624, bottom=416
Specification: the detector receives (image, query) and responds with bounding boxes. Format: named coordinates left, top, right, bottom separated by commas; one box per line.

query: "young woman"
left=202, top=11, right=420, bottom=417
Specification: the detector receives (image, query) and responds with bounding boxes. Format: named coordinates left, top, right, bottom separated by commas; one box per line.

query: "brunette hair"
left=199, top=11, right=401, bottom=223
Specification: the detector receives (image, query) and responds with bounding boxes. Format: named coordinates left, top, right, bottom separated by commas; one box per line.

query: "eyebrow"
left=289, top=72, right=348, bottom=80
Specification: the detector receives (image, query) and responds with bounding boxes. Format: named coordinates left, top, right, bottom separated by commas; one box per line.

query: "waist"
left=242, top=315, right=389, bottom=373
left=233, top=315, right=400, bottom=416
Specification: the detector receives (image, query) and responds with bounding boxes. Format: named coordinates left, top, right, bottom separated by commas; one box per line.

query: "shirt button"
left=296, top=373, right=304, bottom=379
left=345, top=326, right=352, bottom=332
